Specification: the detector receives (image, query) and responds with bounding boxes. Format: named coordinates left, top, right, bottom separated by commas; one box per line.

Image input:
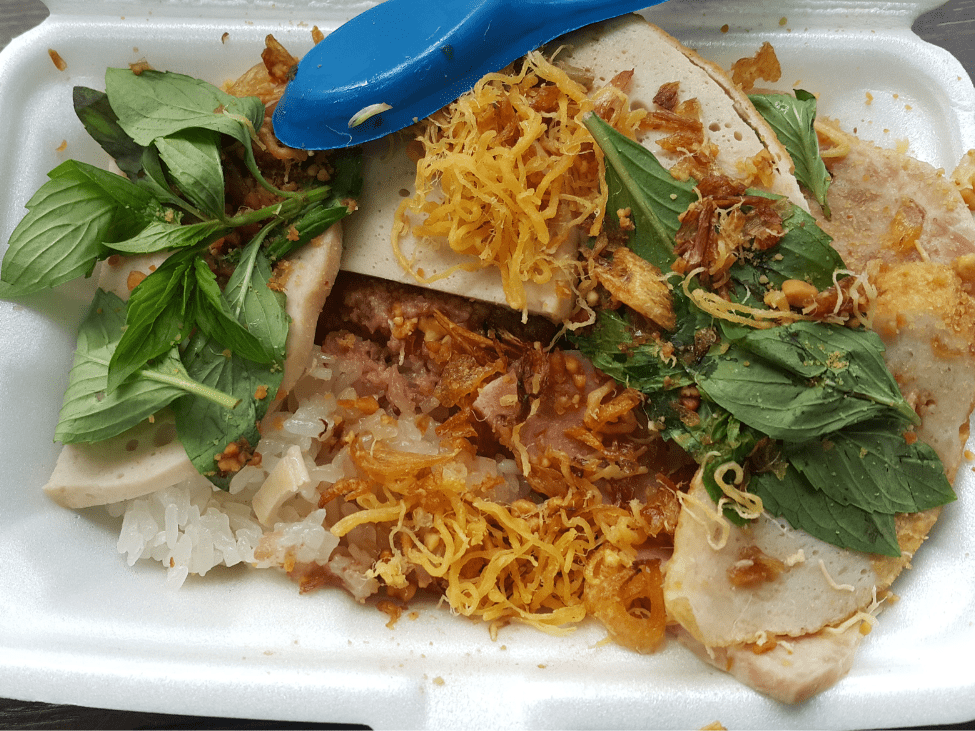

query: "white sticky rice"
left=106, top=343, right=524, bottom=595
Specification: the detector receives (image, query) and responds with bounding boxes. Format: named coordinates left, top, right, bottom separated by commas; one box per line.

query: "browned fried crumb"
left=268, top=259, right=292, bottom=292
left=730, top=41, right=781, bottom=92
left=727, top=545, right=787, bottom=587
left=129, top=59, right=153, bottom=75
left=48, top=49, right=67, bottom=71
left=377, top=599, right=404, bottom=629
left=126, top=270, right=147, bottom=291
left=652, top=80, right=680, bottom=112
left=214, top=438, right=257, bottom=474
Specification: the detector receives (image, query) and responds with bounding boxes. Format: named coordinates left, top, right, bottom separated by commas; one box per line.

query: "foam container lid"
left=1, top=0, right=975, bottom=728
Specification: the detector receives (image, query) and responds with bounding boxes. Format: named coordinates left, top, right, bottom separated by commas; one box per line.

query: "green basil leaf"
left=104, top=68, right=277, bottom=198
left=785, top=423, right=955, bottom=514
left=668, top=280, right=716, bottom=352
left=572, top=309, right=691, bottom=392
left=728, top=204, right=844, bottom=305
left=173, top=331, right=284, bottom=489
left=752, top=464, right=901, bottom=556
left=108, top=219, right=227, bottom=255
left=108, top=250, right=195, bottom=391
left=583, top=113, right=696, bottom=271
left=694, top=345, right=822, bottom=439
left=695, top=345, right=889, bottom=442
left=264, top=203, right=349, bottom=263
left=73, top=86, right=146, bottom=181
left=666, top=400, right=758, bottom=465
left=106, top=68, right=264, bottom=148
left=190, top=258, right=275, bottom=364
left=696, top=321, right=918, bottom=441
left=136, top=145, right=186, bottom=209
left=55, top=289, right=184, bottom=442
left=55, top=289, right=237, bottom=443
left=0, top=160, right=157, bottom=297
left=48, top=159, right=160, bottom=240
left=153, top=128, right=226, bottom=218
left=749, top=90, right=832, bottom=217
left=736, top=322, right=916, bottom=419
left=226, top=243, right=289, bottom=364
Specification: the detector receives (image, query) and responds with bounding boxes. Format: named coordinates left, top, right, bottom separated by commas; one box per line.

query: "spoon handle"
left=273, top=0, right=667, bottom=150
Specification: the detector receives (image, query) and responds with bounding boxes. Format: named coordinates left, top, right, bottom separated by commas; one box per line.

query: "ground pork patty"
left=316, top=273, right=686, bottom=513
left=317, top=271, right=559, bottom=349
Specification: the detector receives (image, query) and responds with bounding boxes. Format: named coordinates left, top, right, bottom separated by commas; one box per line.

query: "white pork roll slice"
left=663, top=473, right=879, bottom=650
left=341, top=97, right=582, bottom=321
left=273, top=222, right=343, bottom=400
left=675, top=623, right=865, bottom=705
left=559, top=14, right=808, bottom=210
left=43, top=410, right=208, bottom=509
left=43, top=224, right=343, bottom=509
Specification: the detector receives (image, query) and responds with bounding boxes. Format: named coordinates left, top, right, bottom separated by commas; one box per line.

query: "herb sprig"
left=577, top=114, right=953, bottom=556
left=0, top=68, right=361, bottom=488
left=748, top=90, right=832, bottom=217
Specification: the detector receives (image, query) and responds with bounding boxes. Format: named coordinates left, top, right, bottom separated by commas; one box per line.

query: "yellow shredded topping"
left=333, top=434, right=667, bottom=640
left=712, top=461, right=764, bottom=520
left=814, top=118, right=852, bottom=160
left=393, top=50, right=646, bottom=316
left=682, top=267, right=877, bottom=329
left=678, top=476, right=732, bottom=551
left=818, top=558, right=856, bottom=593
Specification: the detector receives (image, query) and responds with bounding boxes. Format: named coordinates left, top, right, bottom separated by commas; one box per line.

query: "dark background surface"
left=1, top=0, right=974, bottom=728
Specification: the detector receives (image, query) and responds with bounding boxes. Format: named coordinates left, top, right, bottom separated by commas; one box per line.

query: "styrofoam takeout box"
left=1, top=0, right=974, bottom=727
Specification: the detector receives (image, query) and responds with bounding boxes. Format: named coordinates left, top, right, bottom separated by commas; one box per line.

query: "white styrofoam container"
left=1, top=1, right=974, bottom=728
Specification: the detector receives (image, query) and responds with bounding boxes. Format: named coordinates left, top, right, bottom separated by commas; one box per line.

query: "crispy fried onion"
left=227, top=35, right=309, bottom=163
left=642, top=81, right=720, bottom=182
left=673, top=176, right=786, bottom=290
left=584, top=546, right=667, bottom=653
left=328, top=435, right=671, bottom=639
left=393, top=50, right=648, bottom=316
left=590, top=245, right=676, bottom=330
left=729, top=41, right=782, bottom=93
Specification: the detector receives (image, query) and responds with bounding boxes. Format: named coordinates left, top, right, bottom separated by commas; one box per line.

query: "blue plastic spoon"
left=272, top=0, right=666, bottom=150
